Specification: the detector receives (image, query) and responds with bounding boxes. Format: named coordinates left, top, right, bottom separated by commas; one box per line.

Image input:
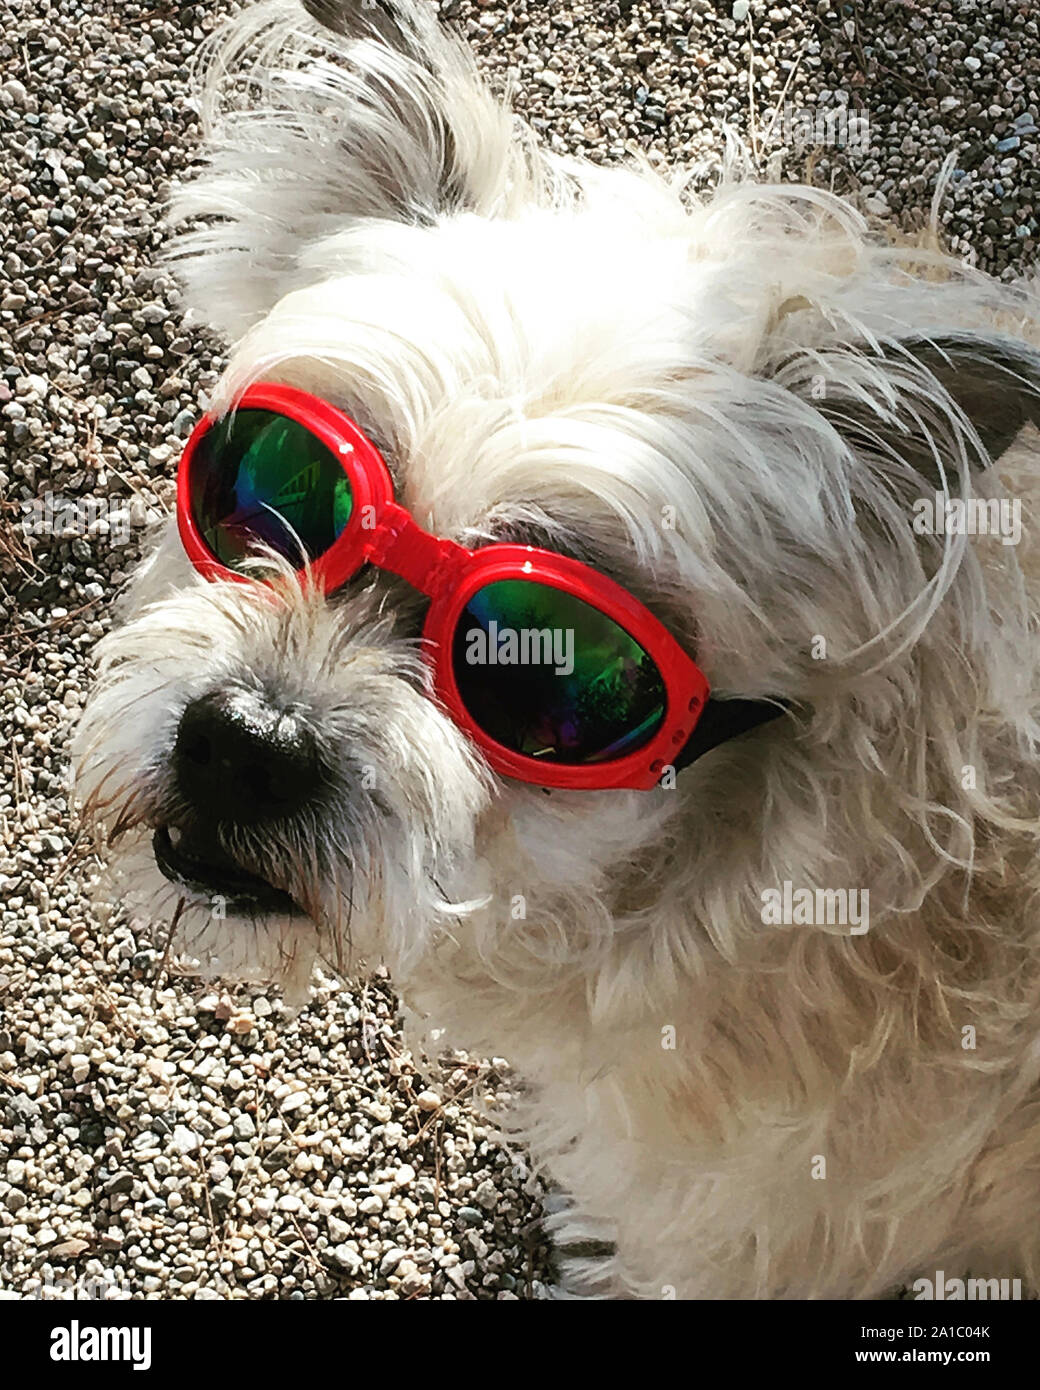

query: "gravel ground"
left=1, top=0, right=1037, bottom=1301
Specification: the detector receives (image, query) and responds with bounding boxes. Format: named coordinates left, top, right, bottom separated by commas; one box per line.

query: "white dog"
left=73, top=0, right=1040, bottom=1298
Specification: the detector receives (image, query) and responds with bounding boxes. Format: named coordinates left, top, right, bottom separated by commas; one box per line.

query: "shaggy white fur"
left=73, top=0, right=1040, bottom=1298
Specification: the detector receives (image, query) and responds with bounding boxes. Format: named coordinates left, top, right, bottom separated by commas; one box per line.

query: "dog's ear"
left=165, top=0, right=523, bottom=343
left=300, top=0, right=421, bottom=44
left=781, top=332, right=1040, bottom=488
left=884, top=335, right=1040, bottom=470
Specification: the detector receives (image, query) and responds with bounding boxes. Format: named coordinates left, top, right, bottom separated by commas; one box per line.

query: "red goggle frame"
left=176, top=383, right=743, bottom=790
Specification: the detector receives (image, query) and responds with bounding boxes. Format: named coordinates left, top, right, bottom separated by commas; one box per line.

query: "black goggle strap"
left=669, top=696, right=791, bottom=778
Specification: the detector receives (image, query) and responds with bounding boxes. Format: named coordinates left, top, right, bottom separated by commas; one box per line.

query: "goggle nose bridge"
left=365, top=501, right=473, bottom=600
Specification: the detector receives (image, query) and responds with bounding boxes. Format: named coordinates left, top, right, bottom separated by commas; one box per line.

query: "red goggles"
left=176, top=383, right=782, bottom=790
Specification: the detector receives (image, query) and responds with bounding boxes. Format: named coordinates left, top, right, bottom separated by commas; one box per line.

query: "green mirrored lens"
left=190, top=409, right=353, bottom=569
left=452, top=579, right=666, bottom=765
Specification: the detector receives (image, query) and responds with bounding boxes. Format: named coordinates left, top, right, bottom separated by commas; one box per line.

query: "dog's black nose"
left=174, top=689, right=321, bottom=824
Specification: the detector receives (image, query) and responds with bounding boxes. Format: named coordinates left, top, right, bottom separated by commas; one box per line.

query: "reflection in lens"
left=190, top=409, right=353, bottom=569
left=451, top=579, right=666, bottom=765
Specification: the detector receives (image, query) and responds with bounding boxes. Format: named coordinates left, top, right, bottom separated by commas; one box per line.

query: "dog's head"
left=73, top=0, right=1040, bottom=1008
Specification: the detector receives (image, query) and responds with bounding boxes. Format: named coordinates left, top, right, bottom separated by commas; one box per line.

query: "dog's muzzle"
left=174, top=688, right=321, bottom=824
left=152, top=687, right=320, bottom=913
